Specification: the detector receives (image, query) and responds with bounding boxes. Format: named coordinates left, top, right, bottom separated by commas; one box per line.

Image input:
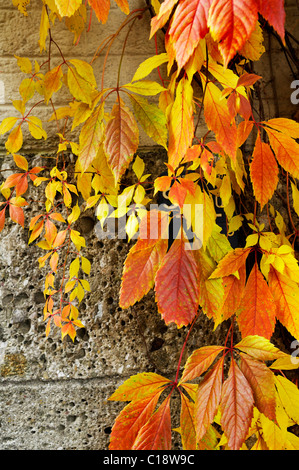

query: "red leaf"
left=208, top=0, right=258, bottom=67
left=257, top=0, right=285, bottom=41
left=155, top=236, right=200, bottom=328
left=132, top=395, right=172, bottom=450
left=104, top=97, right=139, bottom=183
left=169, top=0, right=212, bottom=70
left=195, top=356, right=224, bottom=441
left=0, top=207, right=6, bottom=232
left=220, top=357, right=254, bottom=450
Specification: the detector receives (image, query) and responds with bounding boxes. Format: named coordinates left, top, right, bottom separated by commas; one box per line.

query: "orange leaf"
left=119, top=238, right=168, bottom=309
left=239, top=353, right=276, bottom=421
left=268, top=266, right=299, bottom=341
left=208, top=0, right=258, bottom=67
left=195, top=356, right=224, bottom=441
left=5, top=125, right=23, bottom=154
left=209, top=247, right=251, bottom=279
left=109, top=391, right=163, bottom=450
left=88, top=0, right=110, bottom=23
left=0, top=207, right=6, bottom=232
left=150, top=0, right=179, bottom=38
left=180, top=345, right=225, bottom=384
left=108, top=372, right=171, bottom=402
left=114, top=0, right=129, bottom=14
left=13, top=154, right=28, bottom=171
left=132, top=395, right=172, bottom=450
left=9, top=204, right=24, bottom=227
left=155, top=236, right=200, bottom=328
left=104, top=97, right=139, bottom=183
left=250, top=132, right=279, bottom=209
left=265, top=126, right=299, bottom=179
left=220, top=263, right=246, bottom=321
left=178, top=388, right=197, bottom=450
left=220, top=357, right=254, bottom=450
left=237, top=262, right=276, bottom=339
left=169, top=0, right=212, bottom=70
left=203, top=80, right=237, bottom=160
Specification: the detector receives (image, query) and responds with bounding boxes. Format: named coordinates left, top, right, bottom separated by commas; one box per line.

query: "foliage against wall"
left=1, top=0, right=299, bottom=450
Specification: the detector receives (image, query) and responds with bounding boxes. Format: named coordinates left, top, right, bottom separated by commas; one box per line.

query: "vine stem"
left=173, top=309, right=202, bottom=386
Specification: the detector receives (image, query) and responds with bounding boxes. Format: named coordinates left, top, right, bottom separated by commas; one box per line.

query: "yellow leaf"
left=291, top=182, right=299, bottom=217
left=69, top=59, right=97, bottom=88
left=67, top=66, right=94, bottom=105
left=12, top=0, right=30, bottom=16
left=5, top=125, right=23, bottom=154
left=27, top=116, right=47, bottom=140
left=275, top=376, right=299, bottom=425
left=19, top=78, right=35, bottom=103
left=132, top=155, right=145, bottom=180
left=39, top=4, right=50, bottom=53
left=44, top=65, right=63, bottom=104
left=122, top=80, right=165, bottom=96
left=0, top=117, right=19, bottom=135
left=81, top=256, right=91, bottom=275
left=13, top=154, right=28, bottom=171
left=14, top=55, right=32, bottom=74
left=132, top=53, right=168, bottom=82
left=240, top=21, right=265, bottom=62
left=67, top=204, right=80, bottom=225
left=54, top=0, right=82, bottom=17
left=70, top=229, right=86, bottom=251
left=69, top=257, right=80, bottom=278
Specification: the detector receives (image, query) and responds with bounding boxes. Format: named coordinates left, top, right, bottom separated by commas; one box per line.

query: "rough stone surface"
left=0, top=0, right=298, bottom=451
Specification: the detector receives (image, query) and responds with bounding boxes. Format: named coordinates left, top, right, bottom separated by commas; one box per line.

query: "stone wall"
left=0, top=0, right=298, bottom=450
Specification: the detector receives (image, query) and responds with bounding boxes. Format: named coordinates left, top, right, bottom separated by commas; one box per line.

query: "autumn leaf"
left=128, top=94, right=168, bottom=149
left=132, top=395, right=172, bottom=450
left=109, top=391, right=163, bottom=450
left=239, top=353, right=276, bottom=421
left=208, top=0, right=258, bottom=67
left=168, top=77, right=194, bottom=169
left=54, top=0, right=82, bottom=17
left=209, top=247, right=251, bottom=279
left=109, top=372, right=171, bottom=402
left=250, top=132, right=279, bottom=209
left=132, top=53, right=169, bottom=82
left=104, top=97, right=139, bottom=183
left=220, top=357, right=254, bottom=450
left=268, top=266, right=299, bottom=341
left=150, top=0, right=179, bottom=38
left=195, top=356, right=224, bottom=441
left=202, top=80, right=237, bottom=161
left=78, top=104, right=104, bottom=173
left=265, top=126, right=299, bottom=179
left=237, top=261, right=276, bottom=339
left=168, top=0, right=212, bottom=70
left=180, top=345, right=225, bottom=384
left=257, top=0, right=285, bottom=41
left=155, top=236, right=200, bottom=328
left=119, top=238, right=168, bottom=309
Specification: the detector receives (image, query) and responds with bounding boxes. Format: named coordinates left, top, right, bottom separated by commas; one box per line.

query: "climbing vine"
left=2, top=0, right=299, bottom=450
